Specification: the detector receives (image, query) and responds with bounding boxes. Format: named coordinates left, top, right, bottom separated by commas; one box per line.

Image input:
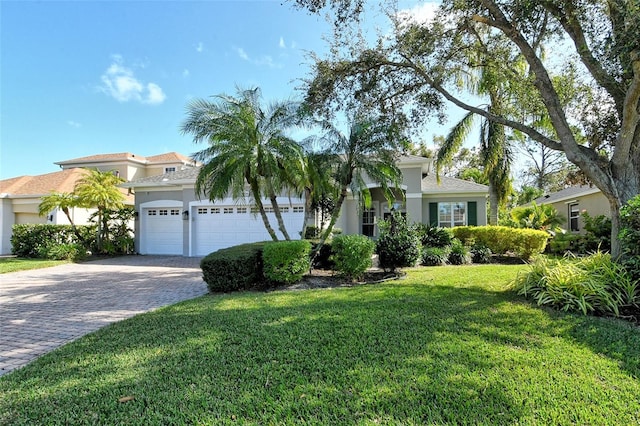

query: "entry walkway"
left=0, top=256, right=207, bottom=376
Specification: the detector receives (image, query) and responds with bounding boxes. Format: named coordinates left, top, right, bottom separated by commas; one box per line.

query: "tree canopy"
left=294, top=0, right=639, bottom=256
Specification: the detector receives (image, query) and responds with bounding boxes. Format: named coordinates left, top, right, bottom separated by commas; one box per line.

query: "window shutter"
left=429, top=202, right=438, bottom=226
left=467, top=201, right=477, bottom=226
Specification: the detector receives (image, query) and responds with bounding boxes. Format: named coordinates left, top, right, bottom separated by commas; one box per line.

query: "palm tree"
left=181, top=87, right=305, bottom=241
left=38, top=191, right=84, bottom=241
left=74, top=169, right=125, bottom=251
left=310, top=119, right=403, bottom=249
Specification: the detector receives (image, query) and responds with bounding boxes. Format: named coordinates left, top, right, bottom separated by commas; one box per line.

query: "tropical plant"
left=73, top=169, right=125, bottom=252
left=181, top=87, right=305, bottom=241
left=448, top=239, right=472, bottom=265
left=305, top=118, right=403, bottom=251
left=507, top=202, right=564, bottom=232
left=421, top=246, right=451, bottom=266
left=38, top=191, right=84, bottom=241
left=375, top=212, right=421, bottom=272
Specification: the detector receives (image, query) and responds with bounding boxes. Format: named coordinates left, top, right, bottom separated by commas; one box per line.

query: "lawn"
left=0, top=257, right=68, bottom=274
left=1, top=265, right=639, bottom=425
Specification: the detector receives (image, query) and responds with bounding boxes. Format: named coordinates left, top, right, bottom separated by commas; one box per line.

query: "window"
left=211, top=207, right=220, bottom=214
left=569, top=203, right=580, bottom=232
left=250, top=206, right=259, bottom=214
left=293, top=206, right=304, bottom=213
left=165, top=167, right=176, bottom=173
left=280, top=206, right=289, bottom=213
left=264, top=206, right=274, bottom=213
left=197, top=208, right=208, bottom=215
left=170, top=209, right=180, bottom=216
left=148, top=210, right=157, bottom=216
left=223, top=207, right=234, bottom=214
left=438, top=202, right=466, bottom=228
left=362, top=208, right=375, bottom=237
left=159, top=209, right=168, bottom=216
left=237, top=207, right=247, bottom=214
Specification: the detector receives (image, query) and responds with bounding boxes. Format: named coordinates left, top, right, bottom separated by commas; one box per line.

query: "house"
left=534, top=185, right=610, bottom=233
left=0, top=152, right=198, bottom=255
left=122, top=155, right=489, bottom=257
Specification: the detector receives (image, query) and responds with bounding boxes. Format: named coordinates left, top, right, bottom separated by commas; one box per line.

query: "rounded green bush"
left=263, top=240, right=312, bottom=285
left=331, top=234, right=374, bottom=280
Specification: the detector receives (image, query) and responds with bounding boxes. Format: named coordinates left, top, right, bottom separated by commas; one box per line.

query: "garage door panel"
left=192, top=204, right=304, bottom=256
left=141, top=208, right=183, bottom=255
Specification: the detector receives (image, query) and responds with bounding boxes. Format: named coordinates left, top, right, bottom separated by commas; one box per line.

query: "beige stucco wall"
left=546, top=191, right=610, bottom=234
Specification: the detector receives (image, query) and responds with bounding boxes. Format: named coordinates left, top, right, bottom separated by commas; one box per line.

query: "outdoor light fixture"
left=182, top=210, right=189, bottom=220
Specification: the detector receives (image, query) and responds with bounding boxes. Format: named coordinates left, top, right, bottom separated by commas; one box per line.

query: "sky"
left=1, top=0, right=450, bottom=180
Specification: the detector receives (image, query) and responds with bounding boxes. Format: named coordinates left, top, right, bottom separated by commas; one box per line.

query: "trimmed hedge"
left=453, top=226, right=549, bottom=259
left=331, top=234, right=375, bottom=280
left=263, top=240, right=312, bottom=285
left=200, top=242, right=268, bottom=293
left=11, top=224, right=96, bottom=258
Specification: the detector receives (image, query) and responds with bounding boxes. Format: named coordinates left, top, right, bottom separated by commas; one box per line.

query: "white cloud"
left=235, top=47, right=250, bottom=61
left=397, top=2, right=439, bottom=25
left=67, top=120, right=81, bottom=128
left=99, top=55, right=166, bottom=105
left=196, top=42, right=204, bottom=53
left=234, top=46, right=283, bottom=69
left=279, top=37, right=286, bottom=48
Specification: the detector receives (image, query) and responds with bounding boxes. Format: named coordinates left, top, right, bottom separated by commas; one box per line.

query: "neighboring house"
left=534, top=185, right=610, bottom=233
left=0, top=152, right=198, bottom=255
left=122, top=155, right=489, bottom=257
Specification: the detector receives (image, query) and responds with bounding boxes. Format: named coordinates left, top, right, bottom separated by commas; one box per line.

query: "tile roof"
left=421, top=173, right=489, bottom=194
left=55, top=153, right=144, bottom=165
left=145, top=152, right=197, bottom=164
left=121, top=167, right=200, bottom=187
left=0, top=168, right=90, bottom=196
left=534, top=185, right=601, bottom=204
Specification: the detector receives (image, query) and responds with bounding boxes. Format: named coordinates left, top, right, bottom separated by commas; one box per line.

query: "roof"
left=421, top=173, right=489, bottom=194
left=0, top=168, right=90, bottom=196
left=55, top=151, right=198, bottom=167
left=534, top=185, right=601, bottom=204
left=120, top=167, right=200, bottom=188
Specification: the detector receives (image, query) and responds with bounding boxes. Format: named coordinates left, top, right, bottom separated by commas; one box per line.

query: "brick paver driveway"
left=0, top=256, right=207, bottom=377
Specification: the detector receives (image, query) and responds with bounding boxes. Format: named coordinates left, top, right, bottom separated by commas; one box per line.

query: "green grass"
left=0, top=257, right=68, bottom=273
left=1, top=265, right=639, bottom=425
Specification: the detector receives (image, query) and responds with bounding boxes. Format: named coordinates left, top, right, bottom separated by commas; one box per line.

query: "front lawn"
left=0, top=257, right=68, bottom=274
left=1, top=265, right=639, bottom=425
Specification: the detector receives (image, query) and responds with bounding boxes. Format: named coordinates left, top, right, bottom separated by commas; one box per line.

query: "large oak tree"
left=294, top=0, right=639, bottom=257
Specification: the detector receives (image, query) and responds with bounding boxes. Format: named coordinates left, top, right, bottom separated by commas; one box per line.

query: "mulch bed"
left=274, top=269, right=403, bottom=291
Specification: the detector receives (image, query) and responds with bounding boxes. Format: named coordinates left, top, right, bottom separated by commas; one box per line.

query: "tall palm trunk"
left=265, top=180, right=291, bottom=240
left=250, top=179, right=278, bottom=241
left=61, top=207, right=85, bottom=242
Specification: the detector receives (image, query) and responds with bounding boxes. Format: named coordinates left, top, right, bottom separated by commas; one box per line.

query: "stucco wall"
left=0, top=198, right=14, bottom=254
left=546, top=191, right=610, bottom=234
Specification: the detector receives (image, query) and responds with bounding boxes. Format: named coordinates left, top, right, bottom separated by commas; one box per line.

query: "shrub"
left=415, top=223, right=453, bottom=248
left=304, top=226, right=321, bottom=239
left=38, top=243, right=87, bottom=261
left=263, top=240, right=311, bottom=285
left=508, top=202, right=564, bottom=232
left=421, top=246, right=451, bottom=266
left=448, top=239, right=471, bottom=265
left=471, top=244, right=492, bottom=264
left=453, top=226, right=549, bottom=259
left=578, top=212, right=611, bottom=253
left=200, top=242, right=268, bottom=292
left=620, top=194, right=640, bottom=281
left=11, top=224, right=95, bottom=258
left=548, top=232, right=580, bottom=255
left=512, top=251, right=639, bottom=317
left=376, top=213, right=421, bottom=272
left=331, top=234, right=375, bottom=280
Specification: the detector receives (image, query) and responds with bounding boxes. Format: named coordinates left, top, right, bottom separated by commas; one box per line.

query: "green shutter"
left=429, top=202, right=438, bottom=226
left=467, top=201, right=477, bottom=226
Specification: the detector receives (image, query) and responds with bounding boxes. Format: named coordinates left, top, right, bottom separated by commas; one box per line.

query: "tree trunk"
left=267, top=190, right=291, bottom=240
left=249, top=179, right=278, bottom=241
left=301, top=187, right=314, bottom=240
left=62, top=207, right=85, bottom=243
left=488, top=184, right=499, bottom=225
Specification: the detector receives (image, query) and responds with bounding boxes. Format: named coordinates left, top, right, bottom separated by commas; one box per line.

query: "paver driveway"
left=0, top=256, right=207, bottom=377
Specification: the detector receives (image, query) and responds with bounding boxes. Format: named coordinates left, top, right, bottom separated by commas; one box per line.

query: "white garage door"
left=192, top=204, right=305, bottom=256
left=141, top=207, right=183, bottom=255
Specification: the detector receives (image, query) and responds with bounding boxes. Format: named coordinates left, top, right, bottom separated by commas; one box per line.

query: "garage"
left=191, top=202, right=305, bottom=256
left=140, top=201, right=184, bottom=255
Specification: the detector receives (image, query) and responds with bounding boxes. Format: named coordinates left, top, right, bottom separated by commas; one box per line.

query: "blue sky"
left=1, top=1, right=449, bottom=180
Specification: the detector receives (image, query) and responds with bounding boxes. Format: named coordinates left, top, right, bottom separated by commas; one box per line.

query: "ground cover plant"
left=1, top=265, right=639, bottom=424
left=0, top=257, right=69, bottom=274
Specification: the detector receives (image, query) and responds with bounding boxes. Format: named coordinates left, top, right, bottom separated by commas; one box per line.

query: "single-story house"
left=534, top=185, right=610, bottom=233
left=0, top=152, right=198, bottom=255
left=122, top=155, right=489, bottom=257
